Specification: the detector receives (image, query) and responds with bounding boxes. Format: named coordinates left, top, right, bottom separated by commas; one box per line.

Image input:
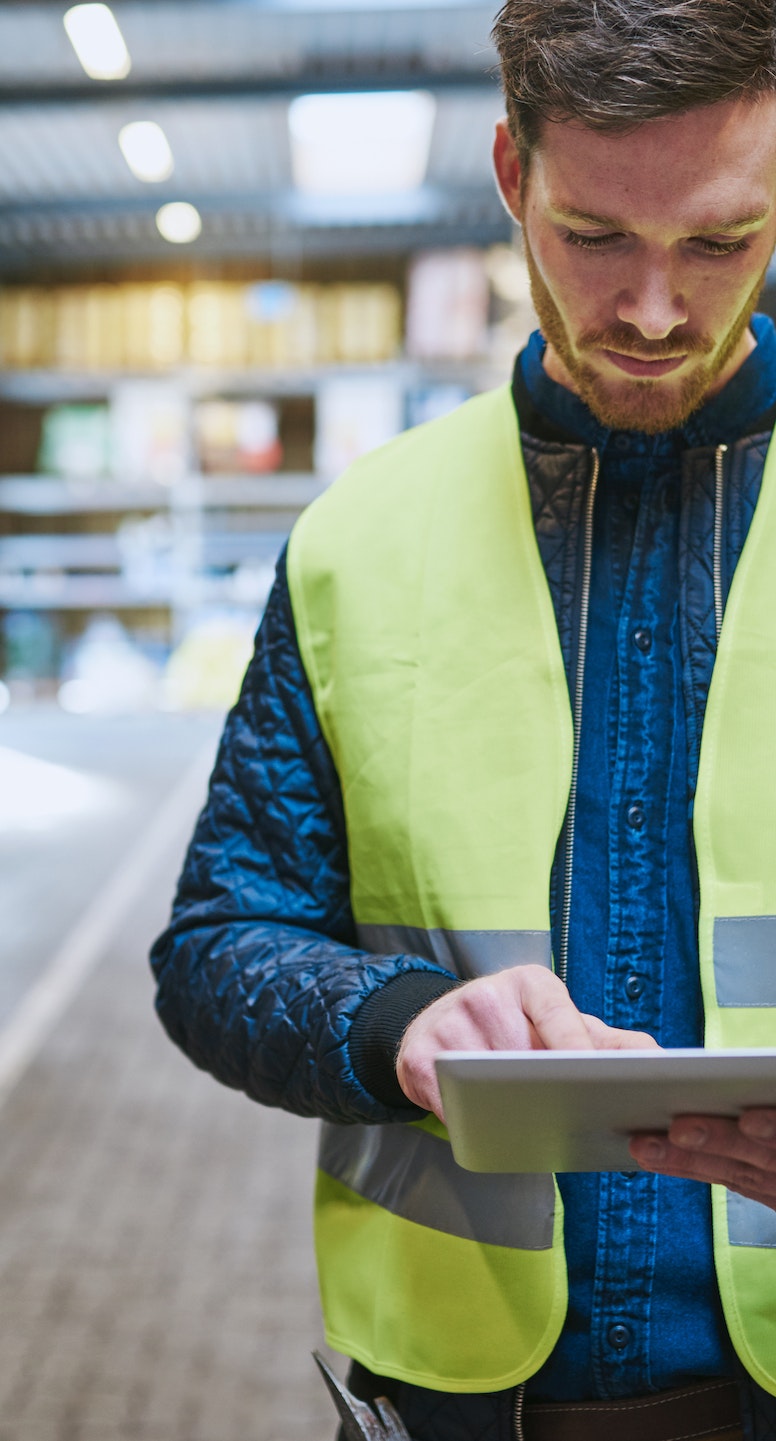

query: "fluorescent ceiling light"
left=119, top=122, right=174, bottom=182
left=289, top=91, right=436, bottom=196
left=64, top=4, right=131, bottom=80
left=156, top=201, right=202, bottom=244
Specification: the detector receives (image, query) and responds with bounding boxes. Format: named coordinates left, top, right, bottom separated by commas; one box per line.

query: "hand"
left=395, top=964, right=659, bottom=1121
left=630, top=1110, right=776, bottom=1209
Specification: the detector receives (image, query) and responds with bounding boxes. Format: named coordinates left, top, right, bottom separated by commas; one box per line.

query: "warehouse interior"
left=0, top=0, right=536, bottom=717
left=0, top=4, right=536, bottom=1438
left=10, top=4, right=776, bottom=1440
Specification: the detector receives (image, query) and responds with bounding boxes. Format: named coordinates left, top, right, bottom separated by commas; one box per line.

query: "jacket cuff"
left=348, top=969, right=460, bottom=1111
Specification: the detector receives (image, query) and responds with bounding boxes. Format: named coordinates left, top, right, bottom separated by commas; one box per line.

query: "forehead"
left=531, top=97, right=776, bottom=231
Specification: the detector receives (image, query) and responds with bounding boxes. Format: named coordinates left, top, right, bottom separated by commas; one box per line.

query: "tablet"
left=435, top=1048, right=776, bottom=1173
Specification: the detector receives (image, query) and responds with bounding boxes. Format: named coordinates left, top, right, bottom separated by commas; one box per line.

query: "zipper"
left=714, top=443, right=727, bottom=646
left=513, top=448, right=597, bottom=1433
left=513, top=1381, right=526, bottom=1441
left=558, top=447, right=601, bottom=987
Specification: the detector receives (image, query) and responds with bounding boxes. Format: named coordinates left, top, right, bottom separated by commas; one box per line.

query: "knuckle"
left=460, top=977, right=500, bottom=1017
left=731, top=1167, right=757, bottom=1192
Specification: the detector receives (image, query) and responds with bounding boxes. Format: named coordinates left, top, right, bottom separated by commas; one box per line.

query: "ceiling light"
left=156, top=202, right=202, bottom=244
left=63, top=4, right=131, bottom=81
left=288, top=91, right=436, bottom=196
left=119, top=122, right=174, bottom=182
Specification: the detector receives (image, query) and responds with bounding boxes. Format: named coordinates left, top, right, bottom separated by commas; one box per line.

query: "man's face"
left=493, top=99, right=776, bottom=433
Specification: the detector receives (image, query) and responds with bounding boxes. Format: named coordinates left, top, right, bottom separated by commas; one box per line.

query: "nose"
left=616, top=259, right=688, bottom=340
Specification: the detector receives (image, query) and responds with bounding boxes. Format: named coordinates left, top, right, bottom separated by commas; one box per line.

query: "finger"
left=739, top=1109, right=776, bottom=1144
left=581, top=1013, right=660, bottom=1051
left=628, top=1132, right=776, bottom=1203
left=517, top=968, right=597, bottom=1051
left=395, top=1041, right=445, bottom=1119
left=668, top=1113, right=776, bottom=1170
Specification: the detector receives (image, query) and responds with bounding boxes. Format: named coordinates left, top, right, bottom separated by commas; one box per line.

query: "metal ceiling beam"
left=0, top=182, right=504, bottom=226
left=0, top=220, right=511, bottom=271
left=0, top=65, right=500, bottom=108
left=0, top=182, right=511, bottom=269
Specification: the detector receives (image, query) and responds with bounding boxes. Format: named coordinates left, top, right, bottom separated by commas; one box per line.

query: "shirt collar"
left=516, top=312, right=776, bottom=454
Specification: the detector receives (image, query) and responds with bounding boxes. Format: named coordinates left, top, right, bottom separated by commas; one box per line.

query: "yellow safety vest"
left=287, top=384, right=776, bottom=1395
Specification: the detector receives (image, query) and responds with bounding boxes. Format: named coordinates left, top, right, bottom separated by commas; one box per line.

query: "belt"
left=523, top=1380, right=742, bottom=1441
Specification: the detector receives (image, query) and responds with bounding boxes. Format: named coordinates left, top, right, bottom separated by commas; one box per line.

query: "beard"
left=523, top=236, right=766, bottom=434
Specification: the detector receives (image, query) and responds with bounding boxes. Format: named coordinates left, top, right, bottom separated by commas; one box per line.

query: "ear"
left=492, top=118, right=524, bottom=224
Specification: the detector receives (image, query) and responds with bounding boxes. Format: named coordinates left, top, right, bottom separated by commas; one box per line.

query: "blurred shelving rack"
left=0, top=354, right=506, bottom=692
left=0, top=469, right=324, bottom=620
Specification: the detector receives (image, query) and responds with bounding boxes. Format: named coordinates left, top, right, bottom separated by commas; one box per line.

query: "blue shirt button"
left=633, top=627, right=652, bottom=654
left=608, top=1323, right=631, bottom=1350
left=627, top=803, right=646, bottom=830
left=625, top=973, right=645, bottom=1000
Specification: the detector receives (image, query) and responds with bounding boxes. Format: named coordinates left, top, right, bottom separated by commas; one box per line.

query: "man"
left=150, top=2, right=776, bottom=1437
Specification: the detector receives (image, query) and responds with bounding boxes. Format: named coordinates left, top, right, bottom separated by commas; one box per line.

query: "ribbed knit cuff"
left=348, top=970, right=460, bottom=1111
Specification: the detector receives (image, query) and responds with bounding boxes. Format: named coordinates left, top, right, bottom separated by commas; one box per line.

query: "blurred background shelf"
left=0, top=473, right=324, bottom=512
left=11, top=0, right=769, bottom=718
left=0, top=359, right=506, bottom=402
left=0, top=0, right=546, bottom=712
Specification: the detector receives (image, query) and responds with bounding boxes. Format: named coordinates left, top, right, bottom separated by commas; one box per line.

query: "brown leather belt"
left=523, top=1380, right=742, bottom=1441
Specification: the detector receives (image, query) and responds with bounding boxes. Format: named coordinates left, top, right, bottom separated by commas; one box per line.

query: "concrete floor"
left=0, top=706, right=336, bottom=1441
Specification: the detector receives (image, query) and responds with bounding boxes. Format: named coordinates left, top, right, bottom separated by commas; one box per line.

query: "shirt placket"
left=587, top=451, right=680, bottom=1394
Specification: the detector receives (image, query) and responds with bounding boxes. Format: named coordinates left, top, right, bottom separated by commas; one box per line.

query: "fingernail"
left=674, top=1125, right=708, bottom=1149
left=636, top=1139, right=666, bottom=1162
left=741, top=1116, right=775, bottom=1141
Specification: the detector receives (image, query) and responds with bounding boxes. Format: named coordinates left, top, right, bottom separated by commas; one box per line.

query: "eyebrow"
left=553, top=204, right=771, bottom=234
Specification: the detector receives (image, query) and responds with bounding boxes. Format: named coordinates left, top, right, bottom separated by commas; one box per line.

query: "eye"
left=563, top=230, right=623, bottom=251
left=693, top=236, right=751, bottom=256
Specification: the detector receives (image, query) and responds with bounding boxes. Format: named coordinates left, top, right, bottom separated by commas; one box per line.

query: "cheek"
left=689, top=258, right=768, bottom=332
left=546, top=255, right=611, bottom=331
left=531, top=236, right=600, bottom=319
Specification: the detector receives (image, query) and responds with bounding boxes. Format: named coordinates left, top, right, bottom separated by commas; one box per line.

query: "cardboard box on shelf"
left=188, top=283, right=249, bottom=369
left=334, top=284, right=403, bottom=365
left=0, top=278, right=405, bottom=374
left=405, top=248, right=490, bottom=361
left=37, top=404, right=113, bottom=481
left=0, top=287, right=54, bottom=369
left=194, top=399, right=283, bottom=474
left=315, top=374, right=404, bottom=479
left=109, top=380, right=189, bottom=485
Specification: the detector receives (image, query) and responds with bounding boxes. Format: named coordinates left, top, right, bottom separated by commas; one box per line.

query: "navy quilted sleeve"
left=150, top=549, right=453, bottom=1125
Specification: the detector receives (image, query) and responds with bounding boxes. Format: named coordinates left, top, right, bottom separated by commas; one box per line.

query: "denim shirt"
left=519, top=313, right=776, bottom=1401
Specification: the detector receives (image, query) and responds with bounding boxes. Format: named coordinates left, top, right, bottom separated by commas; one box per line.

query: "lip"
left=602, top=349, right=688, bottom=379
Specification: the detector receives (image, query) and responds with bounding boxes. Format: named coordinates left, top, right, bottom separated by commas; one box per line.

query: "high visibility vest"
left=286, top=384, right=776, bottom=1395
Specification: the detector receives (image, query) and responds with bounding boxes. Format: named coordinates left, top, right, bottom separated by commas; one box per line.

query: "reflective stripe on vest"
left=357, top=923, right=553, bottom=979
left=290, top=385, right=571, bottom=1389
left=289, top=384, right=776, bottom=1395
left=318, top=1119, right=555, bottom=1249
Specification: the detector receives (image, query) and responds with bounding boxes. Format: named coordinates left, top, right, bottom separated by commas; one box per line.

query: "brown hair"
left=492, top=0, right=776, bottom=163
